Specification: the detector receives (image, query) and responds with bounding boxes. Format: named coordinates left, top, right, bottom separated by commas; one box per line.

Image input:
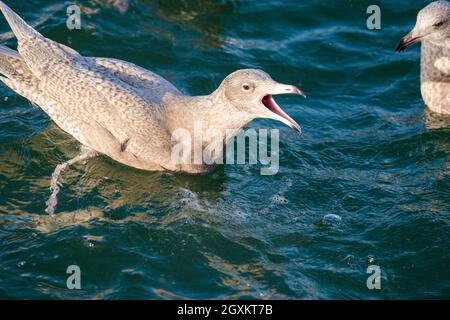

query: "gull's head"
left=218, top=69, right=305, bottom=132
left=396, top=1, right=450, bottom=51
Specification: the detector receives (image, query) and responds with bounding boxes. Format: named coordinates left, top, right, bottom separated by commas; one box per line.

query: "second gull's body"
left=396, top=1, right=450, bottom=115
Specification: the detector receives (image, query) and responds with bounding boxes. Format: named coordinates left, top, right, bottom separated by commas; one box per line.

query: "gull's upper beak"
left=270, top=83, right=306, bottom=98
left=395, top=31, right=422, bottom=52
left=260, top=82, right=306, bottom=133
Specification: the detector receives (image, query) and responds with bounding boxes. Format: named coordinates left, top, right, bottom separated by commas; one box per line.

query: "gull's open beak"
left=261, top=82, right=306, bottom=133
left=395, top=32, right=421, bottom=52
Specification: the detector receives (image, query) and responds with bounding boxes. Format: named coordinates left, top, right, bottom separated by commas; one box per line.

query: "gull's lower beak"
left=261, top=82, right=306, bottom=133
left=395, top=32, right=421, bottom=52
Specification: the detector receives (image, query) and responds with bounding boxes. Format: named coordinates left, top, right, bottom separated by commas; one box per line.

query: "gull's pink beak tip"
left=294, top=86, right=307, bottom=98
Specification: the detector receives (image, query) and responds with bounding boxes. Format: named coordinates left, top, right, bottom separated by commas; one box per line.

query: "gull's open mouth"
left=261, top=94, right=301, bottom=132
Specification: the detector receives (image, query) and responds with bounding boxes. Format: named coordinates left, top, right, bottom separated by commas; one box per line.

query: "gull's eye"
left=433, top=21, right=444, bottom=28
left=242, top=84, right=251, bottom=91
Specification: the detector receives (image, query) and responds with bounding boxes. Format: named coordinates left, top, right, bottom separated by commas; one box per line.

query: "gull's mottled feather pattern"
left=91, top=58, right=182, bottom=105
left=407, top=1, right=450, bottom=114
left=0, top=1, right=303, bottom=174
left=0, top=1, right=178, bottom=170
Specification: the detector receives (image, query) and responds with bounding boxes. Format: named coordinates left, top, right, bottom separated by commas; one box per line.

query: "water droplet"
left=322, top=214, right=342, bottom=225
left=270, top=194, right=289, bottom=204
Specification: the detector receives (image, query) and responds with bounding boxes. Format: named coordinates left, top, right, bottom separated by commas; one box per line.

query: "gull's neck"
left=420, top=38, right=450, bottom=82
left=162, top=91, right=254, bottom=142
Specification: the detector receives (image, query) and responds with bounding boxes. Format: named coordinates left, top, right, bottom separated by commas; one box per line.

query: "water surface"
left=0, top=0, right=449, bottom=299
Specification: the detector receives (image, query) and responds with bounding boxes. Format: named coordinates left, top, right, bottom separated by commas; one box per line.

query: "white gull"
left=396, top=1, right=450, bottom=115
left=0, top=1, right=305, bottom=213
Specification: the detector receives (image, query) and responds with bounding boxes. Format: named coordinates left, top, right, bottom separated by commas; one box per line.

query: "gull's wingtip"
left=0, top=1, right=41, bottom=41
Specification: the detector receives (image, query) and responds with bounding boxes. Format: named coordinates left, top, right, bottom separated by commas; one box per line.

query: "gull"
left=0, top=1, right=305, bottom=214
left=396, top=0, right=450, bottom=115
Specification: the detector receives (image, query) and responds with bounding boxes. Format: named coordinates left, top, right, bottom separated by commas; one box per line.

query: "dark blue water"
left=0, top=0, right=449, bottom=299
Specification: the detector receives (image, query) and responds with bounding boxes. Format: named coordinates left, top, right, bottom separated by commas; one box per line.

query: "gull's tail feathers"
left=0, top=1, right=42, bottom=41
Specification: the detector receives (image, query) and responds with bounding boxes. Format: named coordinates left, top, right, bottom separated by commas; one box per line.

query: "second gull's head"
left=396, top=1, right=450, bottom=51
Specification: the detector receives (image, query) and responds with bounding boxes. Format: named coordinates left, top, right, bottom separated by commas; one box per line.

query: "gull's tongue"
left=262, top=95, right=300, bottom=132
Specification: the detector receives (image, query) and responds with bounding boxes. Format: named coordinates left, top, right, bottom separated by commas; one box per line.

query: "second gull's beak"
left=395, top=32, right=421, bottom=52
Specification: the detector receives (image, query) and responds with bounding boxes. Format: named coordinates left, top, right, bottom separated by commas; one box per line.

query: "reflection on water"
left=90, top=0, right=130, bottom=14
left=28, top=207, right=104, bottom=233
left=0, top=123, right=229, bottom=215
left=150, top=0, right=237, bottom=48
left=424, top=107, right=450, bottom=130
left=88, top=0, right=238, bottom=48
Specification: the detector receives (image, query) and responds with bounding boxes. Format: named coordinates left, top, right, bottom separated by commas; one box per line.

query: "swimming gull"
left=396, top=0, right=450, bottom=115
left=0, top=1, right=305, bottom=214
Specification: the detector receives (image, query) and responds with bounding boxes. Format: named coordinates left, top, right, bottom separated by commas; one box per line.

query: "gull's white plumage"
left=0, top=1, right=304, bottom=213
left=0, top=1, right=181, bottom=172
left=396, top=1, right=450, bottom=114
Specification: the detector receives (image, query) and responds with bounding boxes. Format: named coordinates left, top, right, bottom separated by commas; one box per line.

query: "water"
left=0, top=0, right=449, bottom=299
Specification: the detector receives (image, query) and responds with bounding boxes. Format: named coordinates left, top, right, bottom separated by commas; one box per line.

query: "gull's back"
left=0, top=1, right=183, bottom=170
